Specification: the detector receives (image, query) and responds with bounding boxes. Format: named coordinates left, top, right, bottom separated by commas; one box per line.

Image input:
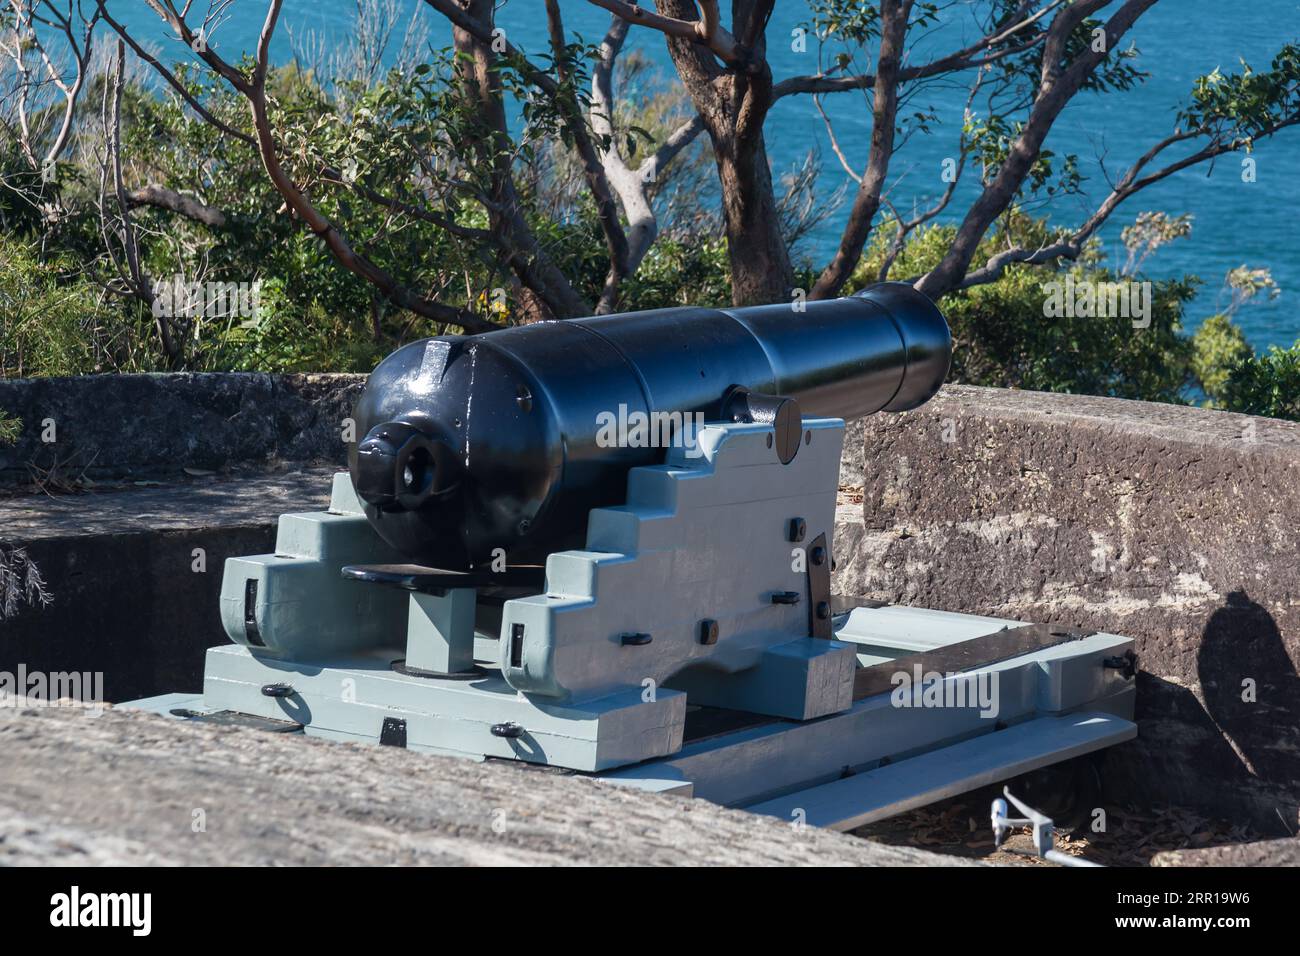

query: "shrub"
left=848, top=213, right=1198, bottom=404
left=1191, top=314, right=1253, bottom=404
left=1210, top=343, right=1300, bottom=421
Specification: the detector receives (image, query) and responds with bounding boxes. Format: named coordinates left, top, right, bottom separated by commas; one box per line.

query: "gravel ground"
left=854, top=781, right=1276, bottom=867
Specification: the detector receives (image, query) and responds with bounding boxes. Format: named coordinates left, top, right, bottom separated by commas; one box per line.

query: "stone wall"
left=0, top=372, right=359, bottom=698
left=3, top=471, right=335, bottom=700
left=0, top=372, right=363, bottom=483
left=834, top=385, right=1300, bottom=834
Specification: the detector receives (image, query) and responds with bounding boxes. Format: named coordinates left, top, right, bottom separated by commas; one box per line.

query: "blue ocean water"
left=112, top=0, right=1300, bottom=349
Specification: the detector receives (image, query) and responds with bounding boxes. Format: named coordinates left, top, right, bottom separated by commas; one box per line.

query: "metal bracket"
left=380, top=717, right=408, bottom=747
left=242, top=578, right=264, bottom=647
left=1103, top=649, right=1139, bottom=680
left=175, top=710, right=303, bottom=734
left=807, top=532, right=832, bottom=639
left=991, top=787, right=1102, bottom=867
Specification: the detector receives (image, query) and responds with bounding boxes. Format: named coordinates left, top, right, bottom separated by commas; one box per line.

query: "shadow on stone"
left=1197, top=590, right=1300, bottom=827
left=1106, top=593, right=1300, bottom=838
left=1103, top=674, right=1277, bottom=840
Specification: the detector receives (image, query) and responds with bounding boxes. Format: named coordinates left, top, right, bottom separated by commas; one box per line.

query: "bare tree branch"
left=97, top=2, right=256, bottom=145
left=100, top=4, right=483, bottom=242
left=809, top=0, right=911, bottom=299
left=544, top=0, right=629, bottom=313
left=586, top=0, right=745, bottom=67
left=247, top=1, right=497, bottom=330
left=876, top=69, right=986, bottom=282
left=916, top=0, right=1158, bottom=298
left=108, top=0, right=499, bottom=333
left=100, top=38, right=180, bottom=366
left=811, top=93, right=861, bottom=185
left=126, top=183, right=227, bottom=227
left=4, top=0, right=99, bottom=171
left=432, top=0, right=591, bottom=320
left=954, top=115, right=1300, bottom=290
left=773, top=0, right=1059, bottom=100
left=589, top=13, right=705, bottom=294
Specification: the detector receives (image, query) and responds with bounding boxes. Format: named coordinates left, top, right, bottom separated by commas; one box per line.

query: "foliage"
left=1193, top=266, right=1297, bottom=421
left=1191, top=314, right=1252, bottom=402
left=964, top=111, right=1082, bottom=197
left=0, top=410, right=20, bottom=444
left=1181, top=44, right=1300, bottom=145
left=1210, top=342, right=1300, bottom=421
left=2, top=57, right=606, bottom=374
left=0, top=545, right=51, bottom=621
left=849, top=210, right=1198, bottom=403
left=0, top=234, right=161, bottom=377
left=848, top=216, right=1300, bottom=423
left=620, top=237, right=732, bottom=310
left=1, top=3, right=1298, bottom=428
left=1121, top=212, right=1193, bottom=276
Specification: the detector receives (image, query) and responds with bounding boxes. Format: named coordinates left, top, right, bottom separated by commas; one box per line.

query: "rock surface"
left=1152, top=838, right=1300, bottom=867
left=0, top=703, right=975, bottom=867
left=2, top=469, right=338, bottom=700
left=0, top=372, right=362, bottom=484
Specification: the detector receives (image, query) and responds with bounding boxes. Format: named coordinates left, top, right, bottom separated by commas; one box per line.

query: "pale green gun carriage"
left=129, top=284, right=1136, bottom=831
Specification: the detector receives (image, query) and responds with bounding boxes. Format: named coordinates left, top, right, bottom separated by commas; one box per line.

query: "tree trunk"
left=453, top=0, right=589, bottom=318
left=657, top=0, right=791, bottom=307
left=809, top=0, right=909, bottom=300
left=715, top=135, right=791, bottom=305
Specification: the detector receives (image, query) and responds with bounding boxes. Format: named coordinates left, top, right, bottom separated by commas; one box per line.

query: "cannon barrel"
left=349, top=282, right=951, bottom=570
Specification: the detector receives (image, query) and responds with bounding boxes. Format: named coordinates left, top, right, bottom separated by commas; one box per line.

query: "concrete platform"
left=1, top=468, right=339, bottom=700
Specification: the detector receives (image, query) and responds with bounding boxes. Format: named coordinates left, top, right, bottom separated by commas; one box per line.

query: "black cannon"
left=144, top=280, right=1135, bottom=799
left=349, top=282, right=951, bottom=571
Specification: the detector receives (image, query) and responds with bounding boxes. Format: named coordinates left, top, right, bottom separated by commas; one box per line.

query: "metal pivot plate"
left=172, top=709, right=304, bottom=733
left=391, top=660, right=486, bottom=681
left=342, top=563, right=545, bottom=594
left=852, top=622, right=1095, bottom=700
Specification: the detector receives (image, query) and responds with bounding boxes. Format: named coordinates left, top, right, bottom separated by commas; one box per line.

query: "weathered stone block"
left=1, top=470, right=336, bottom=700
left=0, top=704, right=979, bottom=866
left=0, top=372, right=363, bottom=483
left=834, top=385, right=1300, bottom=832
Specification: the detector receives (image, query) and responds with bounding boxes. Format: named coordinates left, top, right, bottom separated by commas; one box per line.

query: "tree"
left=7, top=1, right=1299, bottom=341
